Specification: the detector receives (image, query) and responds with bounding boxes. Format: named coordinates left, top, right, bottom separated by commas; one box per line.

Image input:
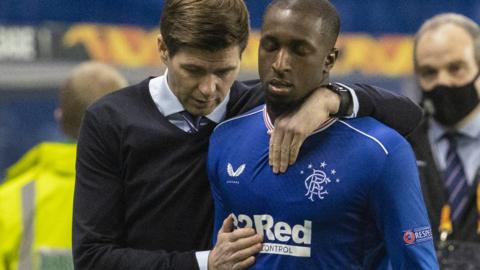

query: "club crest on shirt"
left=301, top=161, right=341, bottom=202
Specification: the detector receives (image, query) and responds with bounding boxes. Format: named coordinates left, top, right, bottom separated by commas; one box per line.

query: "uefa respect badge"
left=403, top=226, right=433, bottom=245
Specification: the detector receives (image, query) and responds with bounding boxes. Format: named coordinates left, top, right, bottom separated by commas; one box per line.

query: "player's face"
left=415, top=24, right=480, bottom=92
left=160, top=43, right=241, bottom=116
left=259, top=7, right=334, bottom=108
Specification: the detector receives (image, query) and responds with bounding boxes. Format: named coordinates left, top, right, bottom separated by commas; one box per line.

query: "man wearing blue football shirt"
left=208, top=0, right=439, bottom=269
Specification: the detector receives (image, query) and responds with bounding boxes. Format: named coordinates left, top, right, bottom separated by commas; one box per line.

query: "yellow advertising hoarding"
left=63, top=24, right=414, bottom=77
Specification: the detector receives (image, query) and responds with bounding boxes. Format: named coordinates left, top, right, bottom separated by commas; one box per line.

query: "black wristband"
left=325, top=83, right=352, bottom=117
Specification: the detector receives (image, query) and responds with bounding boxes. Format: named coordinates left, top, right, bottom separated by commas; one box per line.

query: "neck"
left=266, top=101, right=301, bottom=124
left=454, top=103, right=480, bottom=129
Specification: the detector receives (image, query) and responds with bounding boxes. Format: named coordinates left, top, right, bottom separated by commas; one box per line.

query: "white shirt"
left=149, top=70, right=230, bottom=127
left=428, top=112, right=480, bottom=185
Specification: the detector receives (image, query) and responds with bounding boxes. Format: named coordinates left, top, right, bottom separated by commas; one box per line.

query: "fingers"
left=211, top=223, right=263, bottom=270
left=228, top=227, right=257, bottom=242
left=278, top=130, right=293, bottom=173
left=228, top=235, right=262, bottom=268
left=231, top=242, right=262, bottom=269
left=220, top=214, right=234, bottom=233
left=270, top=117, right=303, bottom=174
left=269, top=126, right=283, bottom=173
left=229, top=232, right=262, bottom=251
left=289, top=133, right=307, bottom=166
left=232, top=256, right=256, bottom=270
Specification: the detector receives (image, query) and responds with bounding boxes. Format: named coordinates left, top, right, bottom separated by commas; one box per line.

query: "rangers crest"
left=301, top=161, right=341, bottom=202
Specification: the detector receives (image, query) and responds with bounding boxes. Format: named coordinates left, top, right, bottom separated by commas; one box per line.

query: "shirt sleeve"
left=369, top=141, right=439, bottom=269
left=195, top=251, right=210, bottom=270
left=336, top=83, right=423, bottom=136
left=73, top=110, right=199, bottom=270
left=341, top=84, right=359, bottom=118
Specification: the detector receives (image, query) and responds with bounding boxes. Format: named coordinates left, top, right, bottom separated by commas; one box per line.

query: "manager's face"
left=159, top=39, right=241, bottom=116
left=258, top=7, right=335, bottom=109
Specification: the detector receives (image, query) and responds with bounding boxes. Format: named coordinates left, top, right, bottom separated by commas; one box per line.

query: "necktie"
left=443, top=132, right=469, bottom=223
left=180, top=111, right=211, bottom=133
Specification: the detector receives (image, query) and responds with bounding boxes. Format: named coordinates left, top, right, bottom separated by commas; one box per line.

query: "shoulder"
left=87, top=78, right=151, bottom=116
left=230, top=79, right=261, bottom=94
left=335, top=117, right=410, bottom=156
left=84, top=78, right=153, bottom=127
left=2, top=142, right=76, bottom=186
left=212, top=105, right=264, bottom=139
left=226, top=79, right=264, bottom=118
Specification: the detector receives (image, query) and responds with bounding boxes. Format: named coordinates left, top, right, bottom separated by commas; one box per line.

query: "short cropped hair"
left=160, top=0, right=250, bottom=56
left=59, top=61, right=127, bottom=139
left=413, top=13, right=480, bottom=68
left=265, top=0, right=340, bottom=49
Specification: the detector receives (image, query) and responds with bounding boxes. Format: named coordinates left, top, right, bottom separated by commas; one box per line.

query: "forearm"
left=72, top=171, right=200, bottom=270
left=336, top=83, right=423, bottom=136
left=372, top=144, right=438, bottom=269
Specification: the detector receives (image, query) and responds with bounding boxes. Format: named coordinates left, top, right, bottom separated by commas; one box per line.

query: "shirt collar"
left=430, top=111, right=480, bottom=142
left=459, top=111, right=480, bottom=139
left=148, top=69, right=230, bottom=123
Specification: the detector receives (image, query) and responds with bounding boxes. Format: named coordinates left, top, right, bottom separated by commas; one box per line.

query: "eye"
left=215, top=69, right=231, bottom=78
left=448, top=63, right=462, bottom=75
left=419, top=67, right=437, bottom=79
left=291, top=44, right=309, bottom=56
left=182, top=66, right=204, bottom=76
left=260, top=38, right=278, bottom=52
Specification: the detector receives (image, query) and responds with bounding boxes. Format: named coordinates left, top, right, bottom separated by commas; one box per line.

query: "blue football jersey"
left=208, top=105, right=438, bottom=269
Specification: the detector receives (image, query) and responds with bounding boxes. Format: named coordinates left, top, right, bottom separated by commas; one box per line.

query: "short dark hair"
left=160, top=0, right=250, bottom=56
left=413, top=13, right=480, bottom=68
left=265, top=0, right=340, bottom=49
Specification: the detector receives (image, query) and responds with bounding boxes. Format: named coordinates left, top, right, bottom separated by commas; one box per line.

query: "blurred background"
left=0, top=0, right=479, bottom=180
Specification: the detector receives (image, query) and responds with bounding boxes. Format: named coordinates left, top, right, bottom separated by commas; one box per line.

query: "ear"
left=157, top=34, right=169, bottom=63
left=323, top=48, right=338, bottom=73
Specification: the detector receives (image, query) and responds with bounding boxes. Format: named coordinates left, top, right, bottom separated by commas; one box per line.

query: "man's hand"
left=269, top=87, right=341, bottom=173
left=208, top=215, right=263, bottom=270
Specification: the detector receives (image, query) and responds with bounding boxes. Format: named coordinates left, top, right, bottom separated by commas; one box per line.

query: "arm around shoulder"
left=340, top=83, right=423, bottom=136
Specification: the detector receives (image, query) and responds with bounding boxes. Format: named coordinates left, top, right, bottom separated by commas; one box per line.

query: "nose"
left=272, top=48, right=291, bottom=74
left=436, top=69, right=455, bottom=87
left=198, top=74, right=216, bottom=97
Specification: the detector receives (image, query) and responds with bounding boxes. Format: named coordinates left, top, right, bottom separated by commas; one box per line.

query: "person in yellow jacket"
left=0, top=61, right=127, bottom=270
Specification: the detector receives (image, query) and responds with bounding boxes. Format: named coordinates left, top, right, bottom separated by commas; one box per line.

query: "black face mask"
left=422, top=75, right=480, bottom=126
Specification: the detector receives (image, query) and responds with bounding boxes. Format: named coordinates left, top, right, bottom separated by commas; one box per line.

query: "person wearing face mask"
left=408, top=13, right=480, bottom=254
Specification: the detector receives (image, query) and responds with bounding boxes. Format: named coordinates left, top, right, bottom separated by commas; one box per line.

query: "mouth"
left=192, top=97, right=215, bottom=105
left=267, top=78, right=293, bottom=95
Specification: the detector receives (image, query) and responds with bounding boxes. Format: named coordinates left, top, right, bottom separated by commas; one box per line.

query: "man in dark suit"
left=409, top=13, right=480, bottom=245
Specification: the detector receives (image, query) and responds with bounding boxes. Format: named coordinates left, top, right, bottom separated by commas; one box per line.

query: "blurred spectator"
left=408, top=13, right=480, bottom=267
left=0, top=61, right=127, bottom=270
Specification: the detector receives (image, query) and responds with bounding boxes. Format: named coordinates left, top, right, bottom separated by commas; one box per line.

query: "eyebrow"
left=180, top=64, right=237, bottom=73
left=447, top=60, right=467, bottom=66
left=261, top=35, right=315, bottom=48
left=418, top=59, right=467, bottom=70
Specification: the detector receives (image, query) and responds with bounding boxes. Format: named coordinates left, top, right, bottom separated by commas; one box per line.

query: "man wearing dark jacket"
left=409, top=13, right=480, bottom=244
left=73, top=1, right=423, bottom=269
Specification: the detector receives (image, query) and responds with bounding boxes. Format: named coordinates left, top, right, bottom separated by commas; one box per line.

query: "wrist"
left=325, top=83, right=352, bottom=117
